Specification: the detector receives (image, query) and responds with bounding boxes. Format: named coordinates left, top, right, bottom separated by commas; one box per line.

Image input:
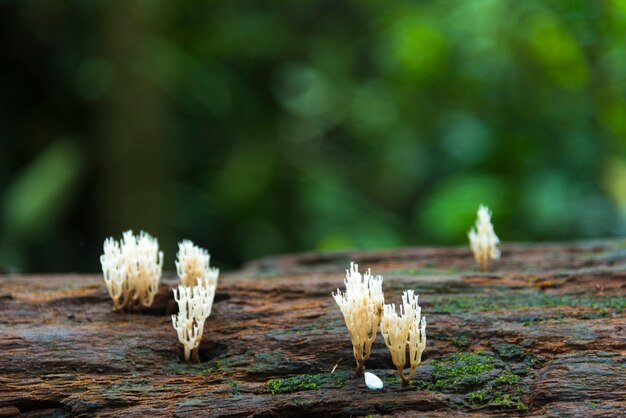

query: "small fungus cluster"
left=172, top=277, right=216, bottom=362
left=468, top=204, right=500, bottom=271
left=100, top=230, right=163, bottom=312
left=333, top=263, right=426, bottom=385
left=381, top=290, right=427, bottom=385
left=172, top=240, right=219, bottom=362
left=332, top=262, right=384, bottom=374
left=101, top=233, right=218, bottom=363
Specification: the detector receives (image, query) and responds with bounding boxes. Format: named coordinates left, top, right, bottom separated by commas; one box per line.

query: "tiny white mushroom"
left=468, top=204, right=500, bottom=271
left=364, top=372, right=384, bottom=390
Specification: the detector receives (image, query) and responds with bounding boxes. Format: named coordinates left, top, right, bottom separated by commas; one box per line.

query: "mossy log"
left=1, top=241, right=625, bottom=417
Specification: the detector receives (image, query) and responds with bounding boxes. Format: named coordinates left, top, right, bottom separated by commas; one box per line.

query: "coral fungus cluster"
left=468, top=204, right=500, bottom=271
left=332, top=262, right=384, bottom=374
left=100, top=230, right=163, bottom=312
left=172, top=277, right=216, bottom=362
left=333, top=263, right=427, bottom=385
left=101, top=234, right=218, bottom=363
left=380, top=290, right=427, bottom=385
left=172, top=240, right=218, bottom=362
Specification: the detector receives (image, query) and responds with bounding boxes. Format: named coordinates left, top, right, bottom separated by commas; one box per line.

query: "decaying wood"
left=1, top=240, right=625, bottom=417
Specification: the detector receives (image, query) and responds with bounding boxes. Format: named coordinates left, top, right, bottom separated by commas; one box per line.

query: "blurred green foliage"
left=1, top=0, right=626, bottom=273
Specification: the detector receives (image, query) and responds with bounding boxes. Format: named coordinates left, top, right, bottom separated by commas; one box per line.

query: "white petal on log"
left=364, top=372, right=383, bottom=390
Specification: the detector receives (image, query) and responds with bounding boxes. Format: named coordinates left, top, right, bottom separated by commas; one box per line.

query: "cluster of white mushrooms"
left=332, top=263, right=384, bottom=375
left=172, top=241, right=218, bottom=363
left=333, top=262, right=427, bottom=386
left=334, top=204, right=500, bottom=388
left=100, top=231, right=163, bottom=312
left=101, top=231, right=218, bottom=363
left=380, top=289, right=427, bottom=386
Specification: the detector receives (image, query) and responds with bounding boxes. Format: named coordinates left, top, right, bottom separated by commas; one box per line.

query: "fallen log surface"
left=1, top=241, right=625, bottom=417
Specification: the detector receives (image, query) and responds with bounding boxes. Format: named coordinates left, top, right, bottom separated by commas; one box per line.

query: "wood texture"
left=1, top=241, right=625, bottom=417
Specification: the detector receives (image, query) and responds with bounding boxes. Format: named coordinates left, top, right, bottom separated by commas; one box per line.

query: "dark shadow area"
left=9, top=399, right=71, bottom=416
left=197, top=341, right=229, bottom=364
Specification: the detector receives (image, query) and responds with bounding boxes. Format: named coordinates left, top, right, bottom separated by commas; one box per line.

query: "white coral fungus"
left=468, top=204, right=500, bottom=271
left=332, top=262, right=384, bottom=374
left=380, top=290, right=427, bottom=386
left=100, top=230, right=163, bottom=311
left=176, top=240, right=219, bottom=288
left=172, top=278, right=216, bottom=362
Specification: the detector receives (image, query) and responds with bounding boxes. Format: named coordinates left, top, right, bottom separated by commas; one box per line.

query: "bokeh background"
left=1, top=0, right=626, bottom=273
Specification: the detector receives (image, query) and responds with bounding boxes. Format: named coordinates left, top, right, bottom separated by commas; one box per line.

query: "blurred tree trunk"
left=98, top=1, right=173, bottom=246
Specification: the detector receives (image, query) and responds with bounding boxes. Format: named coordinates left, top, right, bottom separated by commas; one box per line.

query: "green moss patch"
left=492, top=343, right=524, bottom=360
left=429, top=351, right=495, bottom=390
left=489, top=393, right=528, bottom=411
left=267, top=371, right=349, bottom=395
left=226, top=379, right=241, bottom=396
left=419, top=350, right=530, bottom=411
left=202, top=354, right=249, bottom=374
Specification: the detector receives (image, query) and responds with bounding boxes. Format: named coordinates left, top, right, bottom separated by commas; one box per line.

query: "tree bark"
left=1, top=240, right=625, bottom=416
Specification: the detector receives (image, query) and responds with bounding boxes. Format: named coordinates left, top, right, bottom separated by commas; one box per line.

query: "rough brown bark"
left=1, top=241, right=625, bottom=417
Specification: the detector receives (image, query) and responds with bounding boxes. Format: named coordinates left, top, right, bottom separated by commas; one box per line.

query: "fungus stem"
left=190, top=348, right=200, bottom=364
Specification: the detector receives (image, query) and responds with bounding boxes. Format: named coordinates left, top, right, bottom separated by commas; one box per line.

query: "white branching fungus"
left=172, top=278, right=216, bottom=363
left=380, top=290, right=427, bottom=386
left=332, top=262, right=384, bottom=374
left=175, top=240, right=219, bottom=287
left=364, top=372, right=384, bottom=390
left=468, top=204, right=500, bottom=271
left=100, top=230, right=163, bottom=312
